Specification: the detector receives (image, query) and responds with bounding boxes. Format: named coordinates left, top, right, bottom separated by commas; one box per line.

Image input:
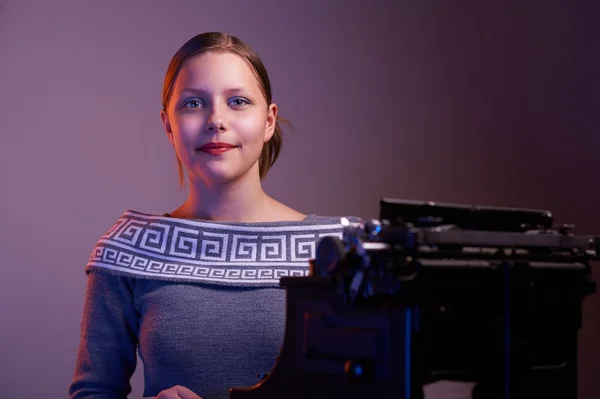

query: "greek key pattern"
left=87, top=211, right=348, bottom=287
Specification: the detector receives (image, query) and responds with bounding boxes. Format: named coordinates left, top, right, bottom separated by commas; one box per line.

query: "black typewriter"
left=229, top=199, right=599, bottom=399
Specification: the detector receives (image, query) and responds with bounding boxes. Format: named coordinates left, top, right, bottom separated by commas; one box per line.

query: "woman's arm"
left=68, top=270, right=140, bottom=399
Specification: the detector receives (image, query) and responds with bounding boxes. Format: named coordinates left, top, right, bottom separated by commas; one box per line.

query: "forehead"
left=174, top=52, right=261, bottom=93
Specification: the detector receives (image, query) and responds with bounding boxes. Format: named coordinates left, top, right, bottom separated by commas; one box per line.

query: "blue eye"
left=183, top=99, right=202, bottom=108
left=229, top=97, right=250, bottom=107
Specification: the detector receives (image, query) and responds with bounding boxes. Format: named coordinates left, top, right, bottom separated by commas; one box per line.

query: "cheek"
left=233, top=113, right=267, bottom=144
left=173, top=114, right=203, bottom=146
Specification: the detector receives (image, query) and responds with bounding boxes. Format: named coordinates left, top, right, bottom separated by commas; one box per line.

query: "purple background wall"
left=1, top=1, right=598, bottom=398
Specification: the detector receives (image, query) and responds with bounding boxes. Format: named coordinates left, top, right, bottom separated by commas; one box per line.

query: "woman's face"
left=161, top=51, right=277, bottom=186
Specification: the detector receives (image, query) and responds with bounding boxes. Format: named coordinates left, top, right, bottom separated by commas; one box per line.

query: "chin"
left=196, top=167, right=248, bottom=186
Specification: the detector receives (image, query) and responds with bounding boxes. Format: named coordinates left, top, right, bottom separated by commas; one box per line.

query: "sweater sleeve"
left=68, top=270, right=140, bottom=399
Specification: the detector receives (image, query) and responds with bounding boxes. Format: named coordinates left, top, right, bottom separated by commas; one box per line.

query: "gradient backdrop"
left=1, top=1, right=598, bottom=398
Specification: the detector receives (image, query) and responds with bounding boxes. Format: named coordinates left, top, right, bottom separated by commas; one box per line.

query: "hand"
left=150, top=385, right=204, bottom=399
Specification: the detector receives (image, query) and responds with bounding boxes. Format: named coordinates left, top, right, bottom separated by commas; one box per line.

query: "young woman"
left=68, top=32, right=359, bottom=399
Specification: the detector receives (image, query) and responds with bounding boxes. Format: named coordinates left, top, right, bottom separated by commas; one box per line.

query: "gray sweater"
left=68, top=210, right=357, bottom=399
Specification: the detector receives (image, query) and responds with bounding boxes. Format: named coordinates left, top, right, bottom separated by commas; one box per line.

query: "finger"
left=174, top=385, right=203, bottom=399
left=155, top=391, right=181, bottom=399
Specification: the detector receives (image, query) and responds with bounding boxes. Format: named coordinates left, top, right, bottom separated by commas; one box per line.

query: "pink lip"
left=197, top=142, right=237, bottom=155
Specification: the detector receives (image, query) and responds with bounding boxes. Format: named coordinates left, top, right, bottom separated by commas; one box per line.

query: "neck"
left=178, top=169, right=271, bottom=222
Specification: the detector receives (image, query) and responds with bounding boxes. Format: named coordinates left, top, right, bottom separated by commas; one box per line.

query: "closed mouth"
left=197, top=142, right=237, bottom=151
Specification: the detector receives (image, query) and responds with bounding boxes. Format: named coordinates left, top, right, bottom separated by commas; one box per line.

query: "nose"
left=205, top=105, right=226, bottom=133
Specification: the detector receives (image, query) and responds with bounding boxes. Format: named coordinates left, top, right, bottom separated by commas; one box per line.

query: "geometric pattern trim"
left=86, top=210, right=348, bottom=287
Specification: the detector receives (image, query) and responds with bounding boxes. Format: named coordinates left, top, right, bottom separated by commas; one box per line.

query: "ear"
left=264, top=103, right=278, bottom=143
left=160, top=109, right=174, bottom=145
